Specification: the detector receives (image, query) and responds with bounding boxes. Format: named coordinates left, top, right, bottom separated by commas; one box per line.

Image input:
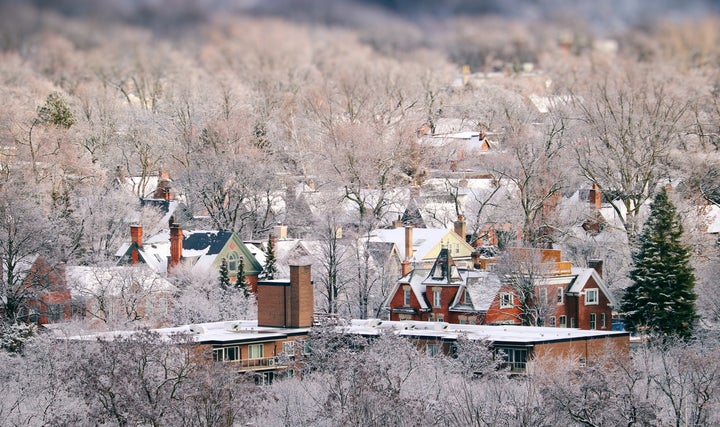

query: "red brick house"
left=384, top=248, right=617, bottom=331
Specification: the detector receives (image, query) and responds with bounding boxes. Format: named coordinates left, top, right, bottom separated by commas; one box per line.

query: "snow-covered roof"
left=117, top=228, right=260, bottom=276
left=344, top=319, right=628, bottom=344
left=67, top=319, right=309, bottom=344
left=368, top=227, right=458, bottom=261
left=452, top=272, right=503, bottom=312
left=568, top=267, right=619, bottom=307
left=66, top=265, right=176, bottom=297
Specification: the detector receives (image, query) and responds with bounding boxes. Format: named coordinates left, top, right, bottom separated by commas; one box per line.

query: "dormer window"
left=463, top=289, right=471, bottom=304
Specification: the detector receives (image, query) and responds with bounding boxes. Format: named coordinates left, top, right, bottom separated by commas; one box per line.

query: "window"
left=497, top=348, right=527, bottom=372
left=559, top=315, right=567, bottom=327
left=557, top=287, right=564, bottom=304
left=213, top=346, right=240, bottom=362
left=426, top=343, right=441, bottom=357
left=428, top=313, right=435, bottom=322
left=500, top=293, right=514, bottom=308
left=549, top=316, right=556, bottom=327
left=589, top=313, right=597, bottom=330
left=463, top=289, right=471, bottom=304
left=403, top=288, right=412, bottom=306
left=570, top=317, right=576, bottom=328
left=600, top=313, right=607, bottom=329
left=433, top=289, right=442, bottom=308
left=282, top=341, right=294, bottom=355
left=248, top=344, right=264, bottom=359
left=454, top=243, right=460, bottom=254
left=459, top=316, right=467, bottom=325
left=227, top=252, right=239, bottom=272
left=437, top=314, right=444, bottom=322
left=584, top=288, right=599, bottom=305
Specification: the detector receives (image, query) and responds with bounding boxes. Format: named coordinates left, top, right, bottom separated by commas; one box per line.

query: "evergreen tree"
left=621, top=188, right=697, bottom=339
left=234, top=257, right=250, bottom=297
left=265, top=235, right=277, bottom=280
left=219, top=258, right=230, bottom=290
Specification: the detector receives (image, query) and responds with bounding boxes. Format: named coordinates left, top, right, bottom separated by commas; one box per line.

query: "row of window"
left=546, top=312, right=606, bottom=329
left=212, top=343, right=265, bottom=362
left=404, top=287, right=600, bottom=309
left=213, top=340, right=311, bottom=363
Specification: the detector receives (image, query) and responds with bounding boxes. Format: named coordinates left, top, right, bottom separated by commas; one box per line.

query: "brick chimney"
left=588, top=259, right=603, bottom=278
left=454, top=214, right=467, bottom=242
left=257, top=264, right=314, bottom=328
left=130, top=225, right=143, bottom=264
left=168, top=218, right=182, bottom=273
left=589, top=184, right=602, bottom=210
left=392, top=215, right=403, bottom=229
left=404, top=225, right=413, bottom=261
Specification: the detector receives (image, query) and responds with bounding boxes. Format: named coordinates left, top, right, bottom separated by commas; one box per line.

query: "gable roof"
left=449, top=272, right=504, bottom=313
left=116, top=229, right=262, bottom=276
left=568, top=267, right=619, bottom=307
left=367, top=227, right=473, bottom=261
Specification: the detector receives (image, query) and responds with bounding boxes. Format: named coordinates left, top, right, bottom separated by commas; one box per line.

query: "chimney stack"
left=454, top=214, right=467, bottom=242
left=392, top=215, right=403, bottom=229
left=588, top=259, right=603, bottom=278
left=257, top=264, right=314, bottom=328
left=589, top=184, right=602, bottom=210
left=404, top=225, right=413, bottom=261
left=169, top=217, right=182, bottom=273
left=130, top=225, right=143, bottom=264
left=401, top=259, right=411, bottom=276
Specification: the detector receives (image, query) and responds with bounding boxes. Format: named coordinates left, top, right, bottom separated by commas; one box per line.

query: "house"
left=19, top=259, right=175, bottom=327
left=343, top=318, right=630, bottom=373
left=384, top=247, right=617, bottom=331
left=67, top=264, right=314, bottom=384
left=366, top=220, right=475, bottom=274
left=19, top=257, right=76, bottom=325
left=116, top=218, right=263, bottom=291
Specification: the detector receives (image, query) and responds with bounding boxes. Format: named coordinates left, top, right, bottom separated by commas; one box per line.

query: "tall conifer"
left=621, top=188, right=697, bottom=339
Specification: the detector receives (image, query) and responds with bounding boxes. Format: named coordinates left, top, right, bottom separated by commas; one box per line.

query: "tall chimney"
left=169, top=220, right=183, bottom=273
left=454, top=214, right=467, bottom=242
left=588, top=259, right=603, bottom=278
left=404, top=225, right=413, bottom=261
left=392, top=215, right=403, bottom=229
left=589, top=184, right=602, bottom=210
left=273, top=223, right=288, bottom=240
left=257, top=264, right=314, bottom=328
left=130, top=225, right=143, bottom=264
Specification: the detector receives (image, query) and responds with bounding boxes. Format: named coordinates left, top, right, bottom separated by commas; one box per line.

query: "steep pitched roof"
left=568, top=267, right=619, bottom=307
left=449, top=272, right=504, bottom=313
left=368, top=227, right=471, bottom=261
left=116, top=229, right=261, bottom=276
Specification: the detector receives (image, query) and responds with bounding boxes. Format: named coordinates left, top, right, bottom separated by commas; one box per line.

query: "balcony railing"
left=233, top=356, right=282, bottom=371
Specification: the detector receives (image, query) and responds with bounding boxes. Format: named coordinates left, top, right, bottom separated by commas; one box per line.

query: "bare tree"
left=568, top=61, right=690, bottom=243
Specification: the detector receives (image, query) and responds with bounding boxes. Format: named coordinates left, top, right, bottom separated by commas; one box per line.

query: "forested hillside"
left=2, top=1, right=720, bottom=425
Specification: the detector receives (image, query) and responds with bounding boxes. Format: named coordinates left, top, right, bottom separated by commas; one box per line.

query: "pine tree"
left=234, top=257, right=250, bottom=297
left=621, top=188, right=697, bottom=339
left=264, top=234, right=277, bottom=280
left=219, top=258, right=230, bottom=291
